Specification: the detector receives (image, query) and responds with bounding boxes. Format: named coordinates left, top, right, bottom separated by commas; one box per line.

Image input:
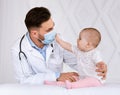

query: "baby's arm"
left=56, top=34, right=72, bottom=52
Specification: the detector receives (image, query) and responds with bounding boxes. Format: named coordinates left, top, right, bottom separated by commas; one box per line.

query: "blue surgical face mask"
left=38, top=31, right=56, bottom=44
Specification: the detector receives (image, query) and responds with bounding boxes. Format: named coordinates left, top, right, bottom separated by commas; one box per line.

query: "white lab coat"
left=11, top=34, right=77, bottom=85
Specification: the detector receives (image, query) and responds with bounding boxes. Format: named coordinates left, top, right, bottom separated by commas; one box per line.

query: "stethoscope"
left=19, top=35, right=27, bottom=61
left=18, top=34, right=54, bottom=75
left=19, top=34, right=54, bottom=61
left=18, top=34, right=33, bottom=76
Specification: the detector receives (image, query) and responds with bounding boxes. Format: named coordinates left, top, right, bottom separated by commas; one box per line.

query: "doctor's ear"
left=33, top=31, right=37, bottom=35
left=30, top=29, right=38, bottom=36
left=29, top=30, right=39, bottom=38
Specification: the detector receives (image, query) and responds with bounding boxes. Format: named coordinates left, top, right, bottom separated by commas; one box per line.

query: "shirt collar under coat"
left=22, top=32, right=54, bottom=62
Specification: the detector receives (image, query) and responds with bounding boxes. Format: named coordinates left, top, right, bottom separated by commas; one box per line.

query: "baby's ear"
left=86, top=42, right=92, bottom=47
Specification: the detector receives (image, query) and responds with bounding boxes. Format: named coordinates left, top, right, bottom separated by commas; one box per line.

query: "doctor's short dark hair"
left=25, top=7, right=51, bottom=31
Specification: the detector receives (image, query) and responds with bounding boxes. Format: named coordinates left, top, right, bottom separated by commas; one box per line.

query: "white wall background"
left=0, top=0, right=120, bottom=83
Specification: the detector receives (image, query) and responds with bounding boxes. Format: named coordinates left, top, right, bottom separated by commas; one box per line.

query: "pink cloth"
left=66, top=77, right=102, bottom=89
left=44, top=77, right=102, bottom=89
left=44, top=81, right=65, bottom=87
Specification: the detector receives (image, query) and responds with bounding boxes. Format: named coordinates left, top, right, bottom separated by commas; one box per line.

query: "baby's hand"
left=55, top=34, right=61, bottom=42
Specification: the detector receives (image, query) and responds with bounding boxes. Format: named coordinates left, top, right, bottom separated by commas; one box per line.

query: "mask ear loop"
left=37, top=38, right=43, bottom=43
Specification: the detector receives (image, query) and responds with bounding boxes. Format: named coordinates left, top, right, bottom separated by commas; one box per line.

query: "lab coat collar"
left=46, top=44, right=53, bottom=63
left=23, top=34, right=44, bottom=60
left=23, top=34, right=53, bottom=61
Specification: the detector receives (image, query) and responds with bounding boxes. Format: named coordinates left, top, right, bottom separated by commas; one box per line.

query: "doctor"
left=11, top=7, right=107, bottom=84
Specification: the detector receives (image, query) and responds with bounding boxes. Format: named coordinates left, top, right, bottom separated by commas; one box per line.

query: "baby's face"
left=77, top=33, right=94, bottom=52
left=77, top=38, right=88, bottom=51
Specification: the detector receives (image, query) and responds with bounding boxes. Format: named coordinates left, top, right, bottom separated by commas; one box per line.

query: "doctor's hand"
left=96, top=61, right=107, bottom=80
left=56, top=72, right=79, bottom=82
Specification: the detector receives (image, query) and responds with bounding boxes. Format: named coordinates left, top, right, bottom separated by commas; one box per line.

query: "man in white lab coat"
left=11, top=7, right=107, bottom=84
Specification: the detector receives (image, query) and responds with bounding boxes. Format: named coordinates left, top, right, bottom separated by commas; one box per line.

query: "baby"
left=44, top=28, right=105, bottom=89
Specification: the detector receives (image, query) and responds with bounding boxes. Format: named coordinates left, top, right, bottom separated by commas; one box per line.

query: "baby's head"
left=77, top=28, right=101, bottom=52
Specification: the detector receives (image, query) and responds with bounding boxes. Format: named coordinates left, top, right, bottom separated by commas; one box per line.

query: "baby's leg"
left=44, top=80, right=65, bottom=87
left=66, top=77, right=102, bottom=89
